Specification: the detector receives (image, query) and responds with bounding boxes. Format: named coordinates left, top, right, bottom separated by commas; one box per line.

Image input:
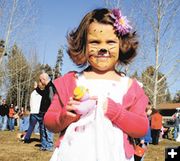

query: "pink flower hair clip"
left=110, top=8, right=132, bottom=36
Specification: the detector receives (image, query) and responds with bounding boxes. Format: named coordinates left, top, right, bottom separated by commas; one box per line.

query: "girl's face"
left=86, top=22, right=120, bottom=72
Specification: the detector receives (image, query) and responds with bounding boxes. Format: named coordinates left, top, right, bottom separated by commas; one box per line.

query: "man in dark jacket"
left=0, top=99, right=9, bottom=130
left=35, top=72, right=55, bottom=151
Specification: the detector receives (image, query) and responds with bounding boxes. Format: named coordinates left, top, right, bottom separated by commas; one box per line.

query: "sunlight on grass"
left=0, top=129, right=180, bottom=161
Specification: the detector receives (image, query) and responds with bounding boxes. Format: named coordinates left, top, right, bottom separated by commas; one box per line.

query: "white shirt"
left=30, top=90, right=42, bottom=114
left=50, top=74, right=134, bottom=161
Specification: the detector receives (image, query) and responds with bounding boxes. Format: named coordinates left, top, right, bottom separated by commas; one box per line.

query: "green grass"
left=144, top=139, right=180, bottom=161
left=0, top=129, right=56, bottom=161
left=0, top=128, right=180, bottom=161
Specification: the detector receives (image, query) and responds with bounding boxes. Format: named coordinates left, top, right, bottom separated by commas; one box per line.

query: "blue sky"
left=35, top=0, right=179, bottom=96
left=37, top=0, right=106, bottom=74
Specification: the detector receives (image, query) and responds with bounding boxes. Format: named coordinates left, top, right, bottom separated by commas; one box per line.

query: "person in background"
left=8, top=103, right=15, bottom=131
left=44, top=8, right=149, bottom=161
left=35, top=72, right=55, bottom=151
left=13, top=105, right=20, bottom=128
left=23, top=81, right=43, bottom=143
left=173, top=109, right=180, bottom=141
left=0, top=99, right=9, bottom=131
left=142, top=102, right=152, bottom=145
left=18, top=107, right=30, bottom=132
left=151, top=108, right=162, bottom=145
left=138, top=104, right=152, bottom=161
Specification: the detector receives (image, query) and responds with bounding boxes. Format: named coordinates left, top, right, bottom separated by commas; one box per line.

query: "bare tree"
left=135, top=0, right=180, bottom=108
left=0, top=0, right=39, bottom=102
left=103, top=0, right=180, bottom=108
left=0, top=0, right=38, bottom=64
left=5, top=45, right=41, bottom=109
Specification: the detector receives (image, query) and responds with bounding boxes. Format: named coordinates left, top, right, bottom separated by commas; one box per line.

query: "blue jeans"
left=41, top=122, right=54, bottom=150
left=8, top=117, right=15, bottom=131
left=34, top=121, right=39, bottom=133
left=24, top=114, right=38, bottom=140
left=0, top=115, right=2, bottom=129
left=19, top=116, right=30, bottom=132
left=174, top=126, right=178, bottom=139
left=25, top=113, right=54, bottom=150
left=0, top=115, right=8, bottom=130
left=174, top=124, right=180, bottom=139
left=38, top=113, right=54, bottom=150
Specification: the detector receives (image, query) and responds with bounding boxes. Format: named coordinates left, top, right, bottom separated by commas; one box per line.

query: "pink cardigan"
left=44, top=72, right=149, bottom=158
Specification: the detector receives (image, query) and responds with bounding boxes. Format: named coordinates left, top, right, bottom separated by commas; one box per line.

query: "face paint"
left=86, top=22, right=120, bottom=72
left=98, top=48, right=108, bottom=56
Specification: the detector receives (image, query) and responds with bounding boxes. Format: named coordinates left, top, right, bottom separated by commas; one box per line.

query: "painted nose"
left=99, top=48, right=107, bottom=53
left=98, top=48, right=108, bottom=55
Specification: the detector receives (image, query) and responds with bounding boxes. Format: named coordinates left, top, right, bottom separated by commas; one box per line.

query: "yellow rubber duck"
left=73, top=86, right=88, bottom=100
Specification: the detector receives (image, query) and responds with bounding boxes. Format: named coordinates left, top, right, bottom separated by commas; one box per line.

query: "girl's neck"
left=83, top=70, right=121, bottom=81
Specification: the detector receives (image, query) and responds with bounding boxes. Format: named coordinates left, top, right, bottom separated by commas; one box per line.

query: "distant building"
left=157, top=103, right=180, bottom=127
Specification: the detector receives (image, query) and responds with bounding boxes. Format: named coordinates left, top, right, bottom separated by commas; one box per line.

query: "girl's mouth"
left=89, top=54, right=110, bottom=58
left=88, top=48, right=112, bottom=59
left=97, top=52, right=110, bottom=57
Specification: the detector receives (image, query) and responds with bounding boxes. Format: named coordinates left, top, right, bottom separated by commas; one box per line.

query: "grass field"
left=0, top=129, right=179, bottom=161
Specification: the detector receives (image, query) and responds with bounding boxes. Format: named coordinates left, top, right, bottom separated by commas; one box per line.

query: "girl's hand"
left=59, top=97, right=81, bottom=131
left=65, top=97, right=81, bottom=121
left=74, top=97, right=97, bottom=115
left=66, top=97, right=80, bottom=113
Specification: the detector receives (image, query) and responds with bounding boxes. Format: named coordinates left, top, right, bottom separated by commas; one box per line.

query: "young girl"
left=44, top=8, right=149, bottom=161
left=8, top=103, right=15, bottom=131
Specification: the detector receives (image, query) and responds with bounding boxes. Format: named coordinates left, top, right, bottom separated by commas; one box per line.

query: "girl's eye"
left=89, top=41, right=99, bottom=45
left=107, top=40, right=116, bottom=44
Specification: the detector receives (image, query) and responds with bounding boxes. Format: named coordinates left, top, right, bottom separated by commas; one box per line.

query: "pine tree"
left=54, top=47, right=63, bottom=79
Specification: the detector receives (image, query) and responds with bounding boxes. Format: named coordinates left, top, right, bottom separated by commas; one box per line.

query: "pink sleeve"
left=44, top=93, right=66, bottom=133
left=105, top=81, right=149, bottom=138
left=44, top=72, right=77, bottom=133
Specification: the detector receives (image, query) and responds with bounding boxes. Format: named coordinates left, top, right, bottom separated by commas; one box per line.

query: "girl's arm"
left=44, top=94, right=80, bottom=133
left=105, top=81, right=149, bottom=138
left=43, top=73, right=80, bottom=133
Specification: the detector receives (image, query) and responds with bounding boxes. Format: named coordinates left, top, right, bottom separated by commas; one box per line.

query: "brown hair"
left=67, top=8, right=138, bottom=67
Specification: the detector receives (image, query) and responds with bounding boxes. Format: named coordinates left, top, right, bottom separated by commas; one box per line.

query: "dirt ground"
left=0, top=129, right=180, bottom=161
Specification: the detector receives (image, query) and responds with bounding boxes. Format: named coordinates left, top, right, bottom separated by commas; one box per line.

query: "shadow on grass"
left=34, top=143, right=41, bottom=147
left=30, top=138, right=40, bottom=142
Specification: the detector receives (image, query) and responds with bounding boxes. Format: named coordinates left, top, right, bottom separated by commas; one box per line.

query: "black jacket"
left=36, top=81, right=56, bottom=113
left=0, top=104, right=9, bottom=116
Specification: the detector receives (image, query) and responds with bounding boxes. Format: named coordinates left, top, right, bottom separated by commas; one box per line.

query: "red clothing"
left=9, top=108, right=15, bottom=118
left=44, top=72, right=149, bottom=158
left=151, top=112, right=162, bottom=130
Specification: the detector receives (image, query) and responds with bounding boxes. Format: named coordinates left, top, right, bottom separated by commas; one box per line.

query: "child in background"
left=8, top=103, right=15, bottom=131
left=44, top=8, right=149, bottom=161
left=151, top=108, right=162, bottom=145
